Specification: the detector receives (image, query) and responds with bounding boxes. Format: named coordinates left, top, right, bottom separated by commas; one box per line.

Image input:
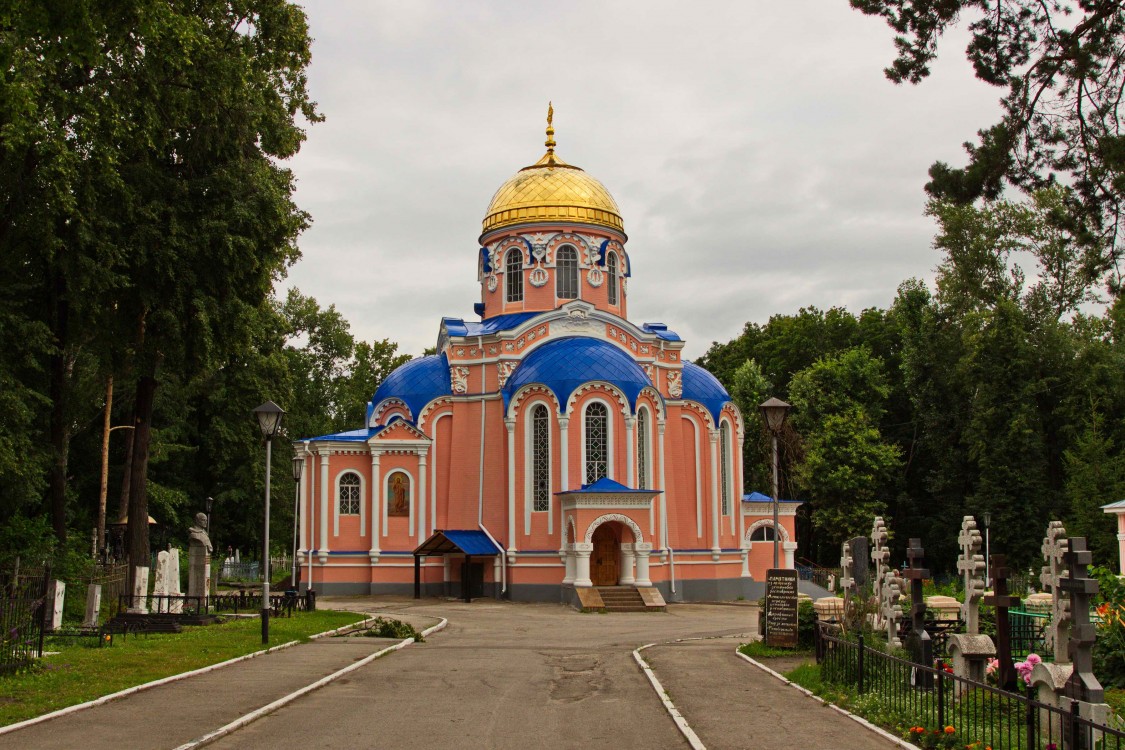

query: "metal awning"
left=414, top=529, right=502, bottom=557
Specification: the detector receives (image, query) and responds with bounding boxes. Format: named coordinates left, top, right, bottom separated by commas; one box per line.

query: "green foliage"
left=1065, top=410, right=1125, bottom=566
left=356, top=616, right=425, bottom=642
left=797, top=599, right=817, bottom=649
left=1092, top=565, right=1125, bottom=688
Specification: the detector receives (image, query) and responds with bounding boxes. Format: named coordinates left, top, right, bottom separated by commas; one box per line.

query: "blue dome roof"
left=681, top=361, right=732, bottom=424
left=503, top=337, right=651, bottom=413
left=371, top=353, right=452, bottom=422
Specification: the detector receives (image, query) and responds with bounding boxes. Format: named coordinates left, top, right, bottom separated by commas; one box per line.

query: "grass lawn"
left=0, top=610, right=364, bottom=727
left=738, top=641, right=815, bottom=660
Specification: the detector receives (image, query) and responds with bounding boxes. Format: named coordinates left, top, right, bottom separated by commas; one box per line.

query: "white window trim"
left=383, top=469, right=416, bottom=538
left=637, top=406, right=652, bottom=491
left=719, top=420, right=733, bottom=518
left=607, top=251, right=619, bottom=306
left=682, top=414, right=703, bottom=537
left=554, top=245, right=580, bottom=303
left=505, top=248, right=523, bottom=303
left=333, top=469, right=366, bottom=538
left=524, top=399, right=553, bottom=535
left=581, top=397, right=614, bottom=485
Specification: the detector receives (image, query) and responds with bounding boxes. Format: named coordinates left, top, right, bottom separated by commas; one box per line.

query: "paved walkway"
left=0, top=598, right=901, bottom=750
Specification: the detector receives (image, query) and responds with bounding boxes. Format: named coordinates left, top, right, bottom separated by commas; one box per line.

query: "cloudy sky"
left=284, top=1, right=1000, bottom=359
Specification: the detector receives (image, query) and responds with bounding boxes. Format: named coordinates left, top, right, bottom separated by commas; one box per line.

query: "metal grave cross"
left=1040, top=520, right=1071, bottom=662
left=871, top=517, right=890, bottom=628
left=1060, top=537, right=1104, bottom=703
left=880, top=568, right=904, bottom=650
left=956, top=516, right=986, bottom=634
left=982, top=554, right=1021, bottom=691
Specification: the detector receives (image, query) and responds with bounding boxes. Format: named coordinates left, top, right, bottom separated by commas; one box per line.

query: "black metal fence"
left=0, top=566, right=49, bottom=675
left=817, top=623, right=1125, bottom=749
left=119, top=589, right=314, bottom=618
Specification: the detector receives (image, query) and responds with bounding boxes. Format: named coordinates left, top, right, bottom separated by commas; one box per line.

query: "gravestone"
left=880, top=568, right=904, bottom=650
left=1040, top=520, right=1071, bottom=662
left=765, top=568, right=799, bottom=648
left=839, top=540, right=855, bottom=595
left=982, top=554, right=1021, bottom=691
left=870, top=517, right=890, bottom=628
left=152, top=550, right=170, bottom=613
left=82, top=583, right=102, bottom=628
left=847, top=536, right=869, bottom=589
left=167, top=547, right=183, bottom=614
left=903, top=539, right=933, bottom=686
left=947, top=516, right=994, bottom=689
left=1060, top=538, right=1103, bottom=704
left=128, top=566, right=150, bottom=614
left=46, top=580, right=65, bottom=631
left=187, top=512, right=212, bottom=605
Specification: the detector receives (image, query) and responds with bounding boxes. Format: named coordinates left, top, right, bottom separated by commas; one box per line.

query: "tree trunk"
left=46, top=273, right=70, bottom=546
left=117, top=411, right=134, bottom=525
left=126, top=373, right=158, bottom=582
left=97, top=376, right=113, bottom=553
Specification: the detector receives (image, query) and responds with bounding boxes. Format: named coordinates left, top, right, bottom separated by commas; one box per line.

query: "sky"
left=284, top=1, right=1001, bottom=360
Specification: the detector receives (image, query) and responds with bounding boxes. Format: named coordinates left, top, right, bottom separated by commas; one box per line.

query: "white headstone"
left=128, top=566, right=150, bottom=614
left=46, top=580, right=65, bottom=631
left=839, top=540, right=855, bottom=594
left=870, top=517, right=890, bottom=628
left=83, top=583, right=101, bottom=628
left=880, top=569, right=904, bottom=650
left=956, top=516, right=986, bottom=634
left=152, top=550, right=170, bottom=613
left=167, top=547, right=183, bottom=614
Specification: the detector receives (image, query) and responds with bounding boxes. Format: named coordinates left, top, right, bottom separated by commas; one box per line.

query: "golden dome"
left=481, top=106, right=623, bottom=236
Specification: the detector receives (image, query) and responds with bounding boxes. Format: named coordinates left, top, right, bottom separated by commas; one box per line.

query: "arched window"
left=637, top=407, right=650, bottom=490
left=339, top=472, right=361, bottom=515
left=506, top=248, right=523, bottom=303
left=556, top=246, right=578, bottom=300
left=584, top=402, right=608, bottom=484
left=750, top=525, right=777, bottom=542
left=387, top=472, right=410, bottom=517
left=531, top=404, right=550, bottom=512
left=720, top=421, right=732, bottom=515
left=607, top=252, right=619, bottom=305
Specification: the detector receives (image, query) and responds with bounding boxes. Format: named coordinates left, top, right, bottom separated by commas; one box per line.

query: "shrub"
left=358, top=616, right=424, bottom=642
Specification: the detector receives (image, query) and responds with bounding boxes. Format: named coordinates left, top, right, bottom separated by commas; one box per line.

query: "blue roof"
left=502, top=336, right=652, bottom=412
left=641, top=323, right=681, bottom=341
left=555, top=477, right=661, bottom=495
left=681, top=361, right=731, bottom=423
left=305, top=426, right=385, bottom=443
left=443, top=312, right=542, bottom=338
left=415, top=529, right=503, bottom=556
left=371, top=353, right=452, bottom=421
left=743, top=491, right=803, bottom=504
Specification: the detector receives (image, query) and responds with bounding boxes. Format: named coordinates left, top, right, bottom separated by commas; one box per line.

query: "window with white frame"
left=720, top=421, right=732, bottom=515
left=607, top=252, right=619, bottom=305
left=531, top=404, right=550, bottom=512
left=506, top=248, right=523, bottom=302
left=750, top=525, right=777, bottom=542
left=339, top=472, right=361, bottom=515
left=637, top=407, right=650, bottom=490
left=585, top=401, right=608, bottom=484
left=556, top=246, right=578, bottom=300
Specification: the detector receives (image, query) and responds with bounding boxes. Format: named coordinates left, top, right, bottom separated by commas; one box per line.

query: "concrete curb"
left=0, top=612, right=383, bottom=737
left=174, top=616, right=448, bottom=749
left=734, top=649, right=915, bottom=750
left=633, top=643, right=707, bottom=750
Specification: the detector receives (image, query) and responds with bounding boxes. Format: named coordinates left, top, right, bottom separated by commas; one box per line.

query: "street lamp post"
left=253, top=401, right=285, bottom=645
left=291, top=456, right=304, bottom=590
left=759, top=397, right=792, bottom=569
left=983, top=511, right=992, bottom=589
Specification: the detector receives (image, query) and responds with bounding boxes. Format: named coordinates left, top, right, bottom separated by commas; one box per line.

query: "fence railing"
left=0, top=566, right=49, bottom=674
left=817, top=622, right=1125, bottom=749
left=796, top=558, right=838, bottom=590
left=118, top=589, right=314, bottom=619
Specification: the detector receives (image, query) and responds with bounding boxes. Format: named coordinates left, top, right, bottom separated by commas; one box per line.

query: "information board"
left=765, top=568, right=799, bottom=648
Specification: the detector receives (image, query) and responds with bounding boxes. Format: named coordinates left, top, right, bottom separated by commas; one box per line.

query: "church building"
left=294, top=112, right=799, bottom=602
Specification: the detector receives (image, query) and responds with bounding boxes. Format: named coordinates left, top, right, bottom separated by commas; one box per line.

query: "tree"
left=1064, top=407, right=1125, bottom=565
left=727, top=359, right=774, bottom=495
left=853, top=0, right=1125, bottom=292
left=1, top=2, right=321, bottom=572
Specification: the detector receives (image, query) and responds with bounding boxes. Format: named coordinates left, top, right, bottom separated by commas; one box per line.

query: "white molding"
left=584, top=513, right=644, bottom=544
left=560, top=495, right=654, bottom=510
left=382, top=469, right=417, bottom=538
left=580, top=396, right=615, bottom=484
left=523, top=398, right=554, bottom=535
left=332, top=469, right=365, bottom=538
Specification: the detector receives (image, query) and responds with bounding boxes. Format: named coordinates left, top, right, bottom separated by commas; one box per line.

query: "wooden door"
left=591, top=525, right=619, bottom=586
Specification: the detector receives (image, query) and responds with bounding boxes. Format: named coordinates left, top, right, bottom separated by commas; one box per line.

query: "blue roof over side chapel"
left=370, top=353, right=452, bottom=422
left=681, top=361, right=732, bottom=424
left=502, top=336, right=651, bottom=413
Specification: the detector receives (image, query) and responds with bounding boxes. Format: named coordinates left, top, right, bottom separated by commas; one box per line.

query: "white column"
left=709, top=429, right=720, bottom=560
left=369, top=452, right=381, bottom=561
left=298, top=448, right=307, bottom=555
left=417, top=451, right=427, bottom=540
left=573, top=542, right=593, bottom=587
left=318, top=451, right=330, bottom=562
left=1118, top=531, right=1125, bottom=576
left=741, top=549, right=750, bottom=578
left=624, top=416, right=635, bottom=487
left=558, top=416, right=570, bottom=551
left=619, top=543, right=636, bottom=585
left=658, top=421, right=668, bottom=552
left=562, top=543, right=576, bottom=584
left=634, top=543, right=652, bottom=586
left=507, top=418, right=520, bottom=541
left=783, top=541, right=798, bottom=569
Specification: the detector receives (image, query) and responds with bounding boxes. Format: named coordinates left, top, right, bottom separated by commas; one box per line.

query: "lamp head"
left=292, top=455, right=304, bottom=482
left=252, top=401, right=285, bottom=439
left=758, top=397, right=792, bottom=433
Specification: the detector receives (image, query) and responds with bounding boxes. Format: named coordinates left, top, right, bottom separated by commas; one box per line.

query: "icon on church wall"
left=389, top=473, right=410, bottom=517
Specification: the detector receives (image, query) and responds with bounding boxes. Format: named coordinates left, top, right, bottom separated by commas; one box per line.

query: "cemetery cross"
left=1059, top=538, right=1104, bottom=704
left=903, top=538, right=933, bottom=682
left=871, top=517, right=889, bottom=629
left=956, top=516, right=986, bottom=635
left=1040, top=520, right=1071, bottom=662
left=982, top=554, right=1021, bottom=691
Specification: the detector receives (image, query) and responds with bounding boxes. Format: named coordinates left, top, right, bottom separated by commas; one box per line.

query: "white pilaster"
left=624, top=415, right=635, bottom=488
left=634, top=543, right=652, bottom=586
left=709, top=429, right=720, bottom=560
left=783, top=541, right=798, bottom=569
left=417, top=451, right=427, bottom=540
left=658, top=421, right=668, bottom=552
left=558, top=416, right=570, bottom=550
left=573, top=542, right=593, bottom=587
left=562, top=544, right=576, bottom=584
left=369, top=452, right=381, bottom=561
left=318, top=451, right=330, bottom=562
